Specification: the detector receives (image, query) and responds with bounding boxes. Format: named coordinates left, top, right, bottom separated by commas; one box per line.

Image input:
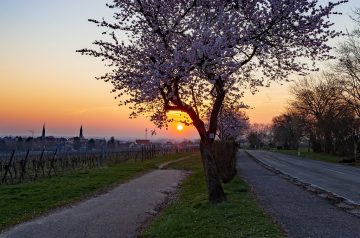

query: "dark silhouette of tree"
left=25, top=137, right=34, bottom=150
left=0, top=139, right=6, bottom=151
left=247, top=131, right=261, bottom=149
left=336, top=8, right=360, bottom=119
left=335, top=8, right=360, bottom=160
left=247, top=124, right=272, bottom=149
left=290, top=74, right=349, bottom=153
left=266, top=73, right=356, bottom=159
left=87, top=138, right=96, bottom=150
left=107, top=137, right=116, bottom=150
left=272, top=112, right=304, bottom=150
left=73, top=137, right=81, bottom=151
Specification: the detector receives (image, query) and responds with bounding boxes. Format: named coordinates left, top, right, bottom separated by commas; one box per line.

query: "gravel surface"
left=0, top=170, right=188, bottom=238
left=237, top=150, right=360, bottom=238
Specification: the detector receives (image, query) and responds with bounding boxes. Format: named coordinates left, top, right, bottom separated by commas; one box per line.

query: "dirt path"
left=0, top=169, right=188, bottom=238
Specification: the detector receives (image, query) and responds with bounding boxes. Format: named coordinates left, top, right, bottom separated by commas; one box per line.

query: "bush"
left=212, top=141, right=237, bottom=183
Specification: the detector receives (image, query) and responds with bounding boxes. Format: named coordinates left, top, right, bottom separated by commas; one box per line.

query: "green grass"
left=0, top=153, right=189, bottom=231
left=273, top=148, right=347, bottom=164
left=143, top=154, right=284, bottom=238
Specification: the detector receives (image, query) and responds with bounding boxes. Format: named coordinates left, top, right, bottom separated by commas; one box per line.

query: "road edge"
left=245, top=150, right=360, bottom=218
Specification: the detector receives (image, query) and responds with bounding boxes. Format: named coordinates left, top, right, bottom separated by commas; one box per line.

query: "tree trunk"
left=354, top=129, right=358, bottom=162
left=200, top=140, right=226, bottom=204
left=354, top=139, right=357, bottom=162
left=324, top=131, right=332, bottom=154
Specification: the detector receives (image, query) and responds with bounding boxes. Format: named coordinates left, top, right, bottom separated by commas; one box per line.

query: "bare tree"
left=336, top=23, right=360, bottom=116
left=290, top=74, right=348, bottom=153
left=272, top=112, right=305, bottom=150
left=247, top=123, right=272, bottom=149
left=335, top=8, right=360, bottom=160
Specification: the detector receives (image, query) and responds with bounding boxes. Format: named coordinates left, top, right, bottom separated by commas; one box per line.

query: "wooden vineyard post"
left=2, top=150, right=15, bottom=184
left=19, top=149, right=30, bottom=182
left=48, top=149, right=58, bottom=177
left=34, top=149, right=45, bottom=180
left=142, top=147, right=144, bottom=161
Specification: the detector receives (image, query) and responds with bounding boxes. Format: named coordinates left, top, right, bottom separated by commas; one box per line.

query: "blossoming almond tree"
left=216, top=105, right=249, bottom=141
left=79, top=0, right=347, bottom=203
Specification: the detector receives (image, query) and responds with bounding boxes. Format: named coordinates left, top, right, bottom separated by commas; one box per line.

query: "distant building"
left=42, top=124, right=46, bottom=139
left=79, top=125, right=84, bottom=139
left=117, top=141, right=132, bottom=150
left=135, top=139, right=151, bottom=146
left=162, top=141, right=175, bottom=150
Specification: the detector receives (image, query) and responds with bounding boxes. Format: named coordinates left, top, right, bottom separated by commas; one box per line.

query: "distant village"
left=0, top=125, right=199, bottom=152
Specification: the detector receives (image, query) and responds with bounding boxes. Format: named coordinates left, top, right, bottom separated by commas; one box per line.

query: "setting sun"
left=176, top=124, right=184, bottom=131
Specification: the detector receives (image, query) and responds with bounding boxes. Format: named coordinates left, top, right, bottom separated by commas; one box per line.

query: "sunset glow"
left=176, top=124, right=184, bottom=132
left=0, top=0, right=356, bottom=139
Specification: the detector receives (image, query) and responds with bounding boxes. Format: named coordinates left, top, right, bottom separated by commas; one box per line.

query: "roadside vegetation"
left=271, top=148, right=360, bottom=168
left=143, top=154, right=284, bottom=238
left=246, top=9, right=360, bottom=165
left=0, top=152, right=190, bottom=231
left=273, top=148, right=348, bottom=164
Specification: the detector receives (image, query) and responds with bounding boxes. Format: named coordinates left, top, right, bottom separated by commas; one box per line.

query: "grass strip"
left=143, top=154, right=284, bottom=238
left=272, top=149, right=348, bottom=164
left=0, top=153, right=190, bottom=231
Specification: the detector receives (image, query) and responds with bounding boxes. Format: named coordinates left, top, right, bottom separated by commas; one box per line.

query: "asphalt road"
left=0, top=170, right=188, bottom=238
left=237, top=151, right=360, bottom=238
left=247, top=150, right=360, bottom=205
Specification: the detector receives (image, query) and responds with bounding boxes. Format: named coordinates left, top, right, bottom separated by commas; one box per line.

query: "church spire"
left=79, top=125, right=83, bottom=139
left=42, top=124, right=46, bottom=139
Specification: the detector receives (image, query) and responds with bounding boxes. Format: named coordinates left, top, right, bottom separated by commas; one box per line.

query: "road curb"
left=245, top=150, right=360, bottom=218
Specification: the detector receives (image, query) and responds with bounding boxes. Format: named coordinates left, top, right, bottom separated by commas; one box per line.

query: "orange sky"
left=0, top=51, right=291, bottom=139
left=0, top=0, right=356, bottom=139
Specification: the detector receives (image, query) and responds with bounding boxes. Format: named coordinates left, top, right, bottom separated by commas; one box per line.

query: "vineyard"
left=0, top=146, right=197, bottom=185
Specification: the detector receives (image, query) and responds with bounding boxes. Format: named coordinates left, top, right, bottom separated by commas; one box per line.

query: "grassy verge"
left=143, top=154, right=284, bottom=238
left=0, top=153, right=189, bottom=231
left=273, top=148, right=348, bottom=164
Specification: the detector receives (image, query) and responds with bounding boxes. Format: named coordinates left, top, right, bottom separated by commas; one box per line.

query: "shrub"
left=212, top=141, right=237, bottom=183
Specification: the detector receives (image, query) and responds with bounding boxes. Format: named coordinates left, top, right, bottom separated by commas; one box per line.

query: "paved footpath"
left=0, top=170, right=187, bottom=238
left=237, top=150, right=360, bottom=238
